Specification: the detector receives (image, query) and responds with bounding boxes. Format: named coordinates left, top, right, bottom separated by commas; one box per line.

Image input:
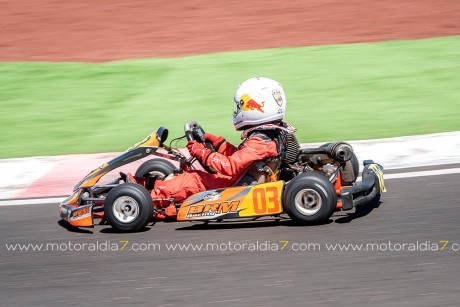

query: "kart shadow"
left=334, top=198, right=382, bottom=224
left=57, top=220, right=153, bottom=234
left=175, top=219, right=284, bottom=231
left=175, top=218, right=333, bottom=231
left=99, top=226, right=152, bottom=234
left=57, top=220, right=93, bottom=234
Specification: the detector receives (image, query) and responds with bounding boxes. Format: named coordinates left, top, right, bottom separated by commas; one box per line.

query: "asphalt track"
left=1, top=171, right=459, bottom=306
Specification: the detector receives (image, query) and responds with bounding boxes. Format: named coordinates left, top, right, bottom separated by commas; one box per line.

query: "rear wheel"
left=104, top=183, right=153, bottom=232
left=283, top=172, right=337, bottom=225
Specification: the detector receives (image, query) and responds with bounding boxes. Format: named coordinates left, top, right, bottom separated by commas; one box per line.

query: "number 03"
left=253, top=187, right=281, bottom=214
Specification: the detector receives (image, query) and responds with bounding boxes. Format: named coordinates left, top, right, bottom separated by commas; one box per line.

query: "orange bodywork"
left=78, top=131, right=161, bottom=189
left=66, top=205, right=94, bottom=227
left=69, top=213, right=93, bottom=227
left=177, top=181, right=284, bottom=221
left=334, top=171, right=344, bottom=209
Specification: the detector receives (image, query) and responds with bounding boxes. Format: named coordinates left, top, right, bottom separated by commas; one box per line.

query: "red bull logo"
left=241, top=94, right=264, bottom=113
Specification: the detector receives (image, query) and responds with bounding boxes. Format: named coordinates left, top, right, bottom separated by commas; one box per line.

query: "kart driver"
left=149, top=77, right=295, bottom=215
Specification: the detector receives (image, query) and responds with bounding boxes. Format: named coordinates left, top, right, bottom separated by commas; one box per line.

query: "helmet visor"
left=233, top=97, right=242, bottom=116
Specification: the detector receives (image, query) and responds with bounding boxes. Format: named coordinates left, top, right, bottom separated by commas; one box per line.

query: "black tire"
left=341, top=152, right=359, bottom=185
left=320, top=143, right=359, bottom=185
left=104, top=183, right=154, bottom=232
left=135, top=158, right=175, bottom=179
left=283, top=172, right=337, bottom=225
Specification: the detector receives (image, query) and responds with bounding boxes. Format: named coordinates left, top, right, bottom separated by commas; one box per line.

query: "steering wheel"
left=184, top=120, right=218, bottom=174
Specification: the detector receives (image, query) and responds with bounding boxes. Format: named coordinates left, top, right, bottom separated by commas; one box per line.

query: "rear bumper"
left=340, top=161, right=385, bottom=211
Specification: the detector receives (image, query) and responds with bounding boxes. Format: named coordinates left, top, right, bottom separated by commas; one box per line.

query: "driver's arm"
left=204, top=133, right=237, bottom=156
left=188, top=136, right=278, bottom=177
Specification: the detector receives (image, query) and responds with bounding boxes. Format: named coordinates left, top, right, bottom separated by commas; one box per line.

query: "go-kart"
left=59, top=120, right=385, bottom=232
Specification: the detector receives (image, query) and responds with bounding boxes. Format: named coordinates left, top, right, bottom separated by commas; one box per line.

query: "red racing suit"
left=150, top=123, right=294, bottom=205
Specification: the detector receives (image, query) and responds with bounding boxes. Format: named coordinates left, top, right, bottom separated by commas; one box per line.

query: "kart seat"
left=232, top=130, right=300, bottom=186
left=234, top=129, right=300, bottom=186
left=233, top=161, right=279, bottom=186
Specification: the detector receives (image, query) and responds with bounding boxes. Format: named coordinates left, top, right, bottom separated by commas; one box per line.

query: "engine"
left=326, top=142, right=354, bottom=163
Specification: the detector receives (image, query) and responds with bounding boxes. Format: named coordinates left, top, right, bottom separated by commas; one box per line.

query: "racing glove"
left=187, top=140, right=211, bottom=163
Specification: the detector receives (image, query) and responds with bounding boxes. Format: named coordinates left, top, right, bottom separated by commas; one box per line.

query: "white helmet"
left=232, top=77, right=286, bottom=130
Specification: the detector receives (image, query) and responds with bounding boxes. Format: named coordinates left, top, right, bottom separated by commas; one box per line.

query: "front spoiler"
left=340, top=161, right=385, bottom=211
left=60, top=204, right=94, bottom=227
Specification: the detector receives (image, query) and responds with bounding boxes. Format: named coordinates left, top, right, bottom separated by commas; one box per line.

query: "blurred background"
left=1, top=0, right=460, bottom=159
left=2, top=3, right=460, bottom=305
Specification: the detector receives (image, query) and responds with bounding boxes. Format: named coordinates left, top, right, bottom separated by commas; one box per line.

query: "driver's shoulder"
left=247, top=131, right=275, bottom=143
left=238, top=132, right=277, bottom=153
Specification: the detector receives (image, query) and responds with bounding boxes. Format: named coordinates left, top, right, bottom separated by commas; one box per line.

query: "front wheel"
left=104, top=183, right=154, bottom=232
left=135, top=158, right=175, bottom=179
left=283, top=172, right=337, bottom=225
